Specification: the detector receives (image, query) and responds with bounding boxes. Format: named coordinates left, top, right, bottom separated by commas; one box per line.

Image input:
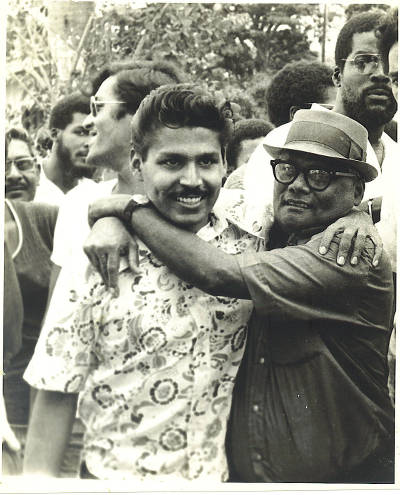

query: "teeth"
left=176, top=196, right=202, bottom=204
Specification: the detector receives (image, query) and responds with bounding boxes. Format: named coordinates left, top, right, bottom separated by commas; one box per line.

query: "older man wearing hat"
left=85, top=108, right=393, bottom=483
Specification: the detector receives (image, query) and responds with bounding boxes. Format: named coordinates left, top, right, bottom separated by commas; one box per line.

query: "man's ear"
left=353, top=179, right=365, bottom=206
left=131, top=149, right=143, bottom=177
left=289, top=105, right=302, bottom=121
left=50, top=128, right=60, bottom=141
left=333, top=67, right=341, bottom=88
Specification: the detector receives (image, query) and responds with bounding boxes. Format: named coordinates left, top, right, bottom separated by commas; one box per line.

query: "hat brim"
left=263, top=140, right=378, bottom=182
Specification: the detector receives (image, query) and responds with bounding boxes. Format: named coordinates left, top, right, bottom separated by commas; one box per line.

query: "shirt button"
left=252, top=404, right=259, bottom=413
left=253, top=453, right=263, bottom=462
left=259, top=357, right=265, bottom=364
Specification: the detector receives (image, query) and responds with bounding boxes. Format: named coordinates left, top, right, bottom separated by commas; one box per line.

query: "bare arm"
left=87, top=196, right=248, bottom=298
left=23, top=390, right=78, bottom=477
left=129, top=207, right=248, bottom=298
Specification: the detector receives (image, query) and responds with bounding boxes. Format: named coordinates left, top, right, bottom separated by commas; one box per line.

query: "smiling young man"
left=83, top=109, right=394, bottom=483
left=24, top=85, right=262, bottom=480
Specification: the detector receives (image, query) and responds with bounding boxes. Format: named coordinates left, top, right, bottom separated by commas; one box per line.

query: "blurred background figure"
left=266, top=60, right=337, bottom=126
left=5, top=128, right=40, bottom=202
left=3, top=129, right=59, bottom=475
left=2, top=242, right=24, bottom=474
left=34, top=93, right=94, bottom=205
left=375, top=6, right=398, bottom=406
left=225, top=118, right=274, bottom=188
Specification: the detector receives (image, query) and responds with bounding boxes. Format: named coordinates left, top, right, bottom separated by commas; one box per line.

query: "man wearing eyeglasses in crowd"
left=5, top=128, right=41, bottom=202
left=332, top=12, right=397, bottom=225
left=46, top=60, right=184, bottom=300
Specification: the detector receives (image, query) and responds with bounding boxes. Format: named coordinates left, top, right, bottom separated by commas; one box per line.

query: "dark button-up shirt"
left=227, top=227, right=394, bottom=483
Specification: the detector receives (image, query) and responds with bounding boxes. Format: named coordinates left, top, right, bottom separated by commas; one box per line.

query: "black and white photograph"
left=2, top=0, right=398, bottom=490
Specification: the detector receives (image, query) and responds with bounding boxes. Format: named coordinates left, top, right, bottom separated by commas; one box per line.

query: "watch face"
left=132, top=194, right=150, bottom=205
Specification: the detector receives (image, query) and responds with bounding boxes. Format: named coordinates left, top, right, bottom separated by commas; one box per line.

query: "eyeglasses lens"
left=354, top=54, right=380, bottom=74
left=6, top=158, right=35, bottom=174
left=275, top=162, right=331, bottom=191
left=275, top=162, right=296, bottom=183
left=307, top=169, right=330, bottom=190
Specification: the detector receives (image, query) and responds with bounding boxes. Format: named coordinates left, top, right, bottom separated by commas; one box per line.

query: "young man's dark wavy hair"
left=131, top=84, right=233, bottom=161
left=49, top=93, right=90, bottom=130
left=266, top=61, right=334, bottom=127
left=335, top=12, right=384, bottom=72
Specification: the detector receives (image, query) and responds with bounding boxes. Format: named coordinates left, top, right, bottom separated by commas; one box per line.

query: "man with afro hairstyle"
left=266, top=60, right=337, bottom=127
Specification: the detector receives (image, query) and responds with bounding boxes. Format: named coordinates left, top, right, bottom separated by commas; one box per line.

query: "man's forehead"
left=350, top=30, right=379, bottom=54
left=7, top=138, right=31, bottom=157
left=68, top=112, right=89, bottom=127
left=281, top=150, right=340, bottom=169
left=148, top=126, right=222, bottom=154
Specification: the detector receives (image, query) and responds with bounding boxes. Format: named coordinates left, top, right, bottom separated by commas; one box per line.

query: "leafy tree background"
left=6, top=1, right=390, bottom=138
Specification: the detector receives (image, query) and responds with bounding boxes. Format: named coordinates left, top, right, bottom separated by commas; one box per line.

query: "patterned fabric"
left=25, top=210, right=264, bottom=481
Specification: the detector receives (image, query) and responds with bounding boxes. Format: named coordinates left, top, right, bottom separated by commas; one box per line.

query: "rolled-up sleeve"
left=238, top=235, right=370, bottom=322
left=24, top=271, right=106, bottom=394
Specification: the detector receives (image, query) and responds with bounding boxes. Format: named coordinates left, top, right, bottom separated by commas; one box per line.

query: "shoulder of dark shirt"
left=307, top=231, right=392, bottom=274
left=10, top=200, right=59, bottom=235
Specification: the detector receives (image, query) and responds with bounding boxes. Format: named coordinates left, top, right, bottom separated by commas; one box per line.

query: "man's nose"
left=370, top=65, right=392, bottom=85
left=83, top=113, right=96, bottom=131
left=180, top=162, right=202, bottom=187
left=287, top=172, right=310, bottom=193
left=6, top=163, right=24, bottom=181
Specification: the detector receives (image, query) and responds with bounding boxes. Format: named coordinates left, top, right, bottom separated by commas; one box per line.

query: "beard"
left=57, top=138, right=95, bottom=180
left=341, top=84, right=397, bottom=129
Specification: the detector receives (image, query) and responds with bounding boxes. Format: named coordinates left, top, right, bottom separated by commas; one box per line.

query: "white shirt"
left=34, top=169, right=64, bottom=206
left=51, top=178, right=117, bottom=268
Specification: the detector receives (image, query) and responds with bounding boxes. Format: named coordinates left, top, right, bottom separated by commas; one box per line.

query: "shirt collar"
left=268, top=222, right=328, bottom=249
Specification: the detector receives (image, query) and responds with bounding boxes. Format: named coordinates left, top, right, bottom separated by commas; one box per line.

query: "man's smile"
left=171, top=190, right=208, bottom=208
left=284, top=198, right=311, bottom=209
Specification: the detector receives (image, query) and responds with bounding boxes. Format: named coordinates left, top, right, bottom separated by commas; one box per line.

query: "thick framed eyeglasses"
left=5, top=157, right=36, bottom=175
left=271, top=159, right=359, bottom=192
left=342, top=53, right=383, bottom=74
left=90, top=95, right=125, bottom=117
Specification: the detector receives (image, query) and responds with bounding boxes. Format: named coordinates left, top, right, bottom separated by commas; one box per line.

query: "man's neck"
left=115, top=168, right=145, bottom=195
left=44, top=153, right=81, bottom=194
left=333, top=101, right=385, bottom=165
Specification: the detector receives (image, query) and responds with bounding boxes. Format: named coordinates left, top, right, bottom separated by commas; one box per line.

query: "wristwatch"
left=122, top=194, right=150, bottom=223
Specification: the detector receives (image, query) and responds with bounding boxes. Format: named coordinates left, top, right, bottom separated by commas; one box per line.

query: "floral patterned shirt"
left=24, top=204, right=264, bottom=481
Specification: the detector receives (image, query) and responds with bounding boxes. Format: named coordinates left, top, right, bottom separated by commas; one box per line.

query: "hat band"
left=287, top=121, right=366, bottom=162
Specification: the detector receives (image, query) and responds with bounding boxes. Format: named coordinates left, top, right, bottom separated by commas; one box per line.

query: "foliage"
left=7, top=1, right=330, bottom=136
left=344, top=3, right=390, bottom=20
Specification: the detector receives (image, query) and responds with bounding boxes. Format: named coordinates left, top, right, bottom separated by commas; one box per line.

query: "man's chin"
left=72, top=164, right=97, bottom=179
left=162, top=211, right=211, bottom=233
left=6, top=190, right=31, bottom=201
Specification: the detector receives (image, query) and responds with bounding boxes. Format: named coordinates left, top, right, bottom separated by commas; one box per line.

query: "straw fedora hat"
left=263, top=109, right=378, bottom=182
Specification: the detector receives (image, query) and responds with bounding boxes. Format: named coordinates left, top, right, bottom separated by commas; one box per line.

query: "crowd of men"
left=3, top=8, right=398, bottom=483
